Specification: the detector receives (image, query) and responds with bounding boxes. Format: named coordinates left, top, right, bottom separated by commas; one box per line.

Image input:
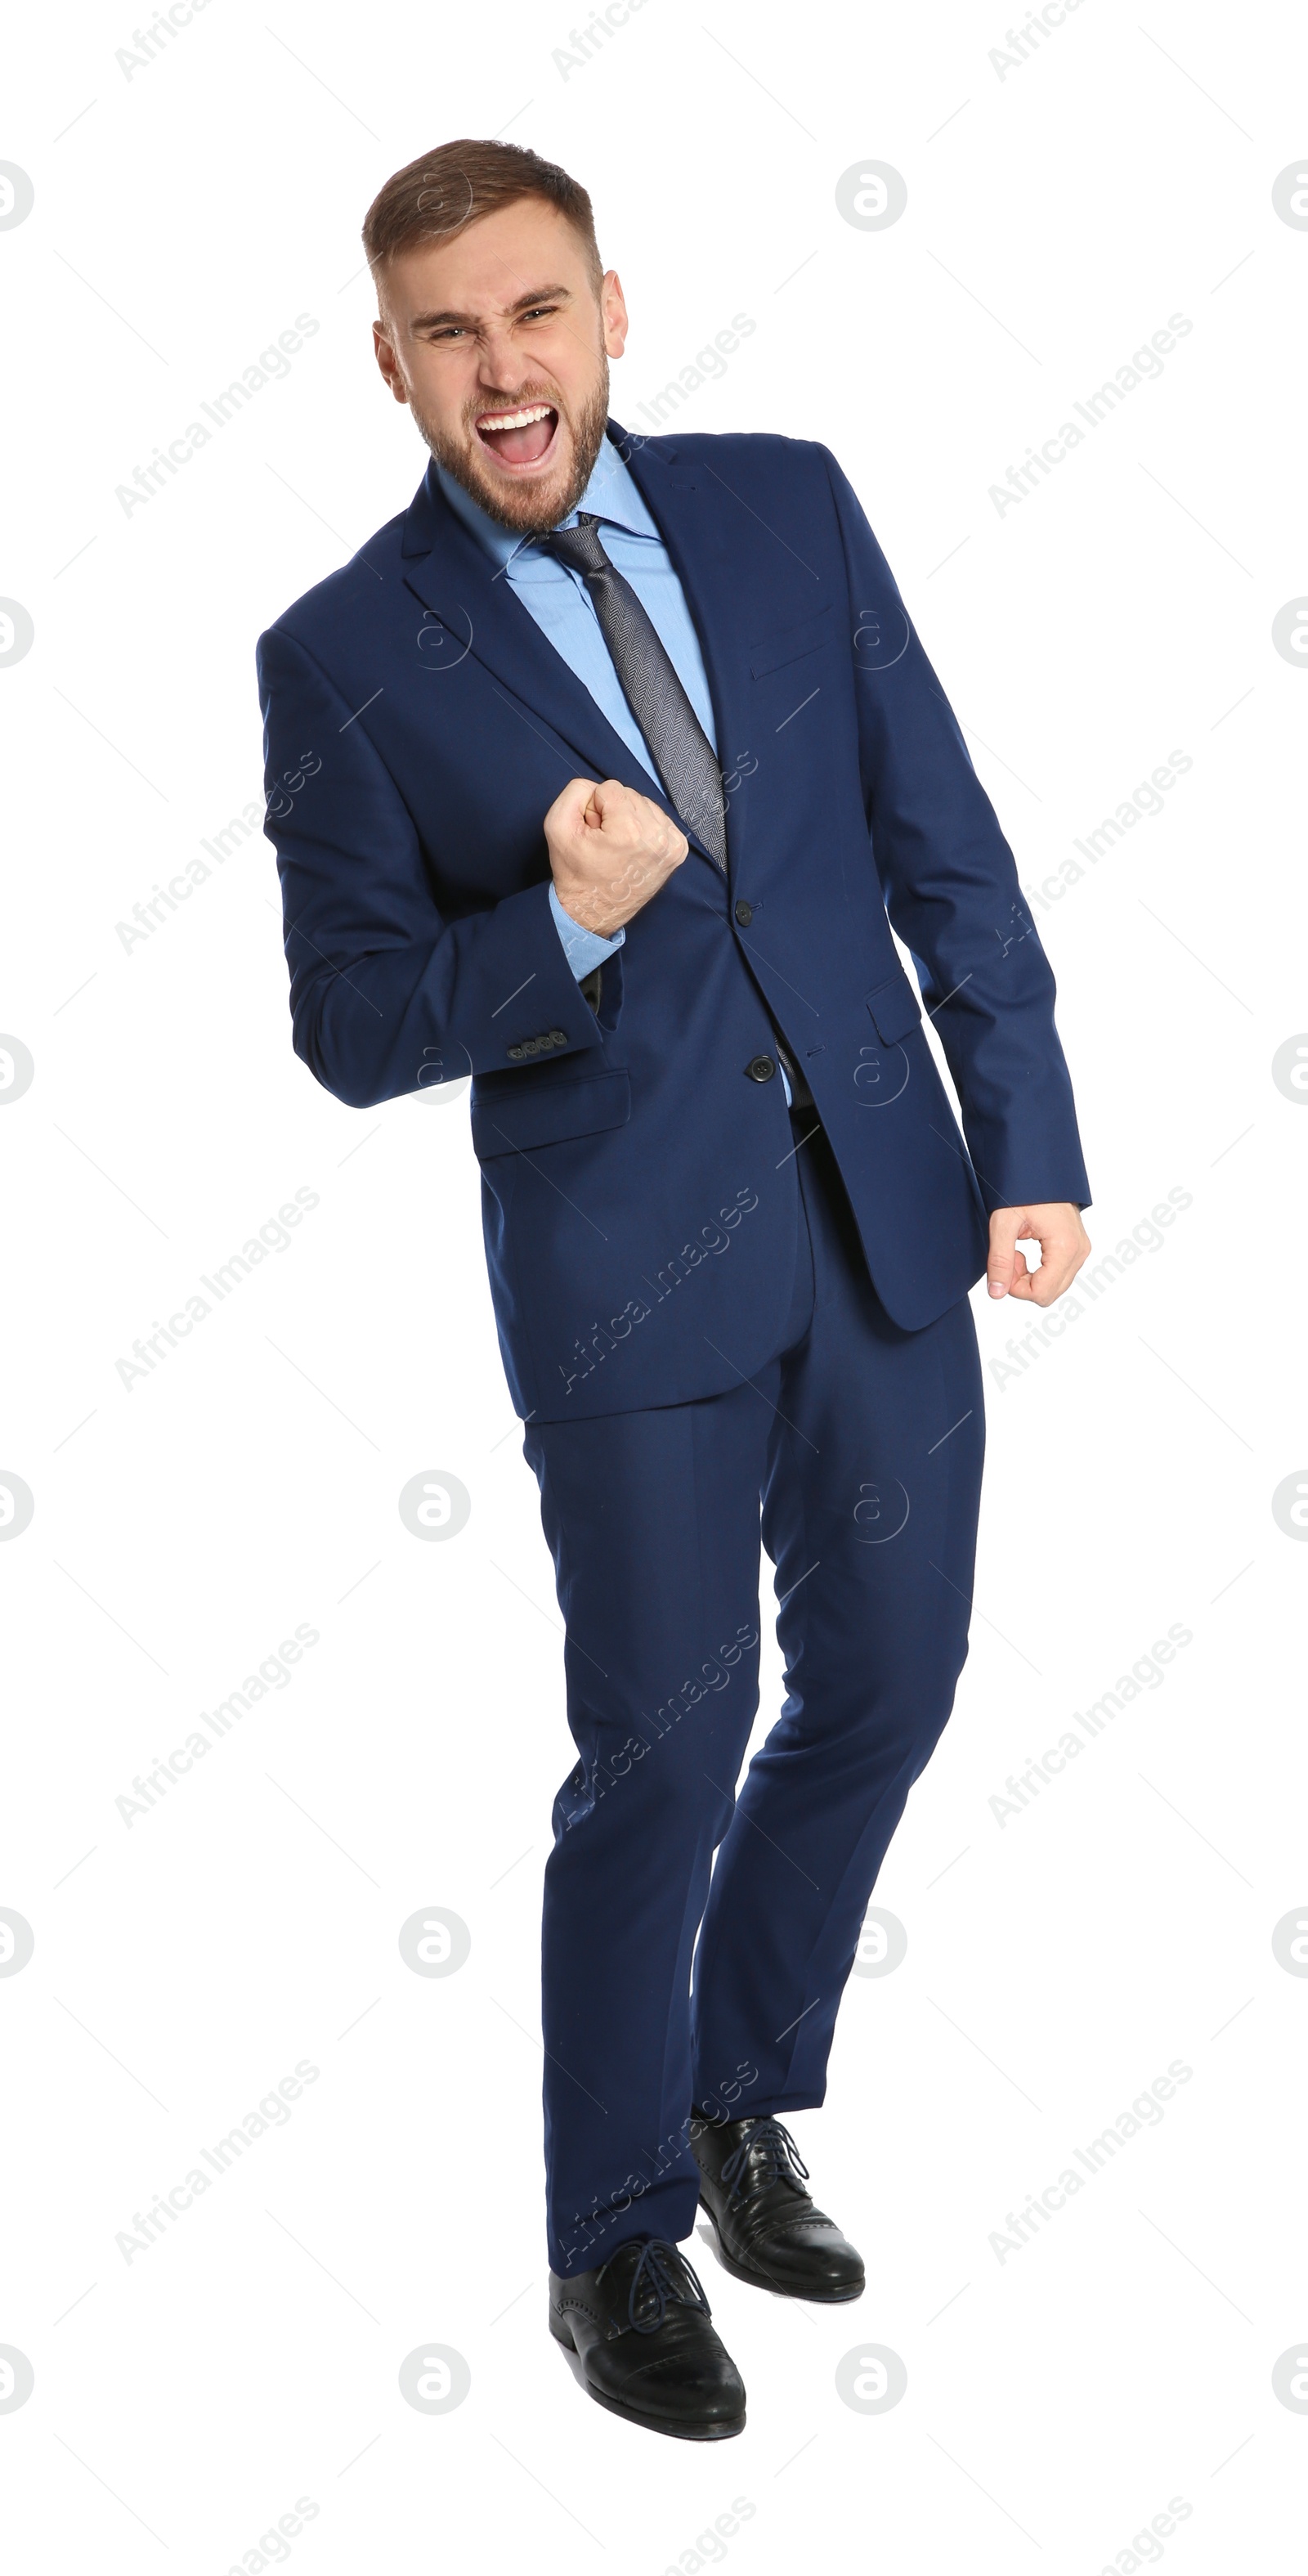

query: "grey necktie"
left=541, top=513, right=813, bottom=1111
left=541, top=514, right=728, bottom=870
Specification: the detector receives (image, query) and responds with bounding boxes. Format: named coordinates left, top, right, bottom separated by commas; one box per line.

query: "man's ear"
left=601, top=270, right=629, bottom=361
left=373, top=318, right=410, bottom=406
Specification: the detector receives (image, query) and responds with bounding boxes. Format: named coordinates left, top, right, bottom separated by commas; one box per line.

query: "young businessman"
left=258, top=140, right=1091, bottom=2441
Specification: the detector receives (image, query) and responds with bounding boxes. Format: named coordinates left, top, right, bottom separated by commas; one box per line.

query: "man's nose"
left=477, top=325, right=524, bottom=388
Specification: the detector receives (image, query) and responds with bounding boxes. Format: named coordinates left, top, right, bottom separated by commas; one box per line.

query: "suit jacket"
left=257, top=423, right=1091, bottom=1424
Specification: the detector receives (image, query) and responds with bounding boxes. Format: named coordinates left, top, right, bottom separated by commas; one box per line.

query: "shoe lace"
left=598, top=2237, right=712, bottom=2336
left=719, top=2116, right=811, bottom=2210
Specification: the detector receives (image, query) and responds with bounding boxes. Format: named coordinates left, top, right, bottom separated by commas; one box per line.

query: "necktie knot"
left=541, top=513, right=610, bottom=578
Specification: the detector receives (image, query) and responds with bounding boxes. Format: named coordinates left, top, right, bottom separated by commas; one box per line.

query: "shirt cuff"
left=549, top=881, right=626, bottom=980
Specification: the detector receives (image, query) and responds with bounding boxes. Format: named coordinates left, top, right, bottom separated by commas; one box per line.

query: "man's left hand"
left=987, top=1203, right=1090, bottom=1305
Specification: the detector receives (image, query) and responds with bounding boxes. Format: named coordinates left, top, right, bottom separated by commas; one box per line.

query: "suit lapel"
left=399, top=468, right=644, bottom=799
left=400, top=456, right=727, bottom=879
left=399, top=442, right=745, bottom=882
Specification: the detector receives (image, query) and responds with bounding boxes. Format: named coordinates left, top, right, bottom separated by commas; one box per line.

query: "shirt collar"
left=432, top=430, right=658, bottom=571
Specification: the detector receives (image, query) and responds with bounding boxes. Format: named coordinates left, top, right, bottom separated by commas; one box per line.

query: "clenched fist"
left=544, top=776, right=688, bottom=941
left=987, top=1203, right=1091, bottom=1305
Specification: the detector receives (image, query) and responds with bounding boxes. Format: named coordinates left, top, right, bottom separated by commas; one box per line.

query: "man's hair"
left=362, top=141, right=603, bottom=292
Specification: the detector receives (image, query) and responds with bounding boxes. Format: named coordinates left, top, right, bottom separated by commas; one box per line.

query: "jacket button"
left=734, top=899, right=753, bottom=926
left=548, top=1028, right=567, bottom=1046
left=507, top=1045, right=524, bottom=1060
left=746, top=1054, right=776, bottom=1083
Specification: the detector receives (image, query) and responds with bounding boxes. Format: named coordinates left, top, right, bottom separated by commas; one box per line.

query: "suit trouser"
left=522, top=1115, right=985, bottom=2277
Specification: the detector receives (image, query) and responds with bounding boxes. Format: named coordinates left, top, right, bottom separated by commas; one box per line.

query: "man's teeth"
left=480, top=404, right=553, bottom=432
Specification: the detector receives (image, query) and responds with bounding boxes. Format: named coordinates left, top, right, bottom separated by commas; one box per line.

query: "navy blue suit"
left=259, top=425, right=1089, bottom=2271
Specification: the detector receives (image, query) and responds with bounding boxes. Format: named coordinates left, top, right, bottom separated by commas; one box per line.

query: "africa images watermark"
left=558, top=1184, right=759, bottom=1398
left=113, top=1622, right=320, bottom=1828
left=986, top=1620, right=1194, bottom=1826
left=114, top=2058, right=320, bottom=2264
left=116, top=797, right=268, bottom=954
left=988, top=312, right=1194, bottom=517
left=559, top=2067, right=761, bottom=2272
left=561, top=1621, right=760, bottom=1820
left=988, top=2057, right=1194, bottom=2264
left=223, top=2496, right=321, bottom=2576
left=552, top=0, right=652, bottom=79
left=1097, top=2497, right=1194, bottom=2576
left=988, top=0, right=1090, bottom=81
left=659, top=2497, right=758, bottom=2576
left=632, top=312, right=758, bottom=433
left=115, top=2, right=214, bottom=81
left=1021, top=746, right=1194, bottom=922
left=114, top=315, right=320, bottom=518
left=114, top=1186, right=320, bottom=1391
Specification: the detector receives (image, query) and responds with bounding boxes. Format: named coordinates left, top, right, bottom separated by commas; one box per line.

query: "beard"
left=412, top=357, right=612, bottom=536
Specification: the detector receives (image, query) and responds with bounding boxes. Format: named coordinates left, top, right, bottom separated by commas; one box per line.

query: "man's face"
left=372, top=198, right=628, bottom=534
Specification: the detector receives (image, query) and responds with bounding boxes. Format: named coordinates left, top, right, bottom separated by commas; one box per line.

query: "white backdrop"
left=2, top=2, right=1306, bottom=2566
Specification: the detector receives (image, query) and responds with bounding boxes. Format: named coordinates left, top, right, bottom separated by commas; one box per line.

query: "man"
left=258, top=139, right=1091, bottom=2442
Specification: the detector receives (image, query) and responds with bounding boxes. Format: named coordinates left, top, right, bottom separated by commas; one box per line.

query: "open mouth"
left=474, top=402, right=560, bottom=471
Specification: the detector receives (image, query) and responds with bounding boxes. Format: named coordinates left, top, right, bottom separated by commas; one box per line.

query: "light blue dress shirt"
left=433, top=441, right=718, bottom=984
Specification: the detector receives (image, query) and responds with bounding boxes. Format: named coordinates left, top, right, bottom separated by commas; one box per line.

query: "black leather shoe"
left=549, top=2237, right=746, bottom=2439
left=692, top=2112, right=865, bottom=2302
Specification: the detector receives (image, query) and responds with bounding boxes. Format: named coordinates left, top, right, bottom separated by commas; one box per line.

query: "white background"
left=2, top=1, right=1306, bottom=2567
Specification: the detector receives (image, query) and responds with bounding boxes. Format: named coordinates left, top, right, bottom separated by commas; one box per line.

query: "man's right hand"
left=544, top=777, right=688, bottom=940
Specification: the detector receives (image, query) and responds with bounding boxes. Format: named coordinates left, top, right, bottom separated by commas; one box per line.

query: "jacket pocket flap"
left=866, top=969, right=923, bottom=1043
left=750, top=604, right=833, bottom=678
left=472, top=1066, right=631, bottom=1158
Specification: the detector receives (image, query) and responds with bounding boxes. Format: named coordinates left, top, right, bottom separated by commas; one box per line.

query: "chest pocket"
left=750, top=604, right=833, bottom=679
